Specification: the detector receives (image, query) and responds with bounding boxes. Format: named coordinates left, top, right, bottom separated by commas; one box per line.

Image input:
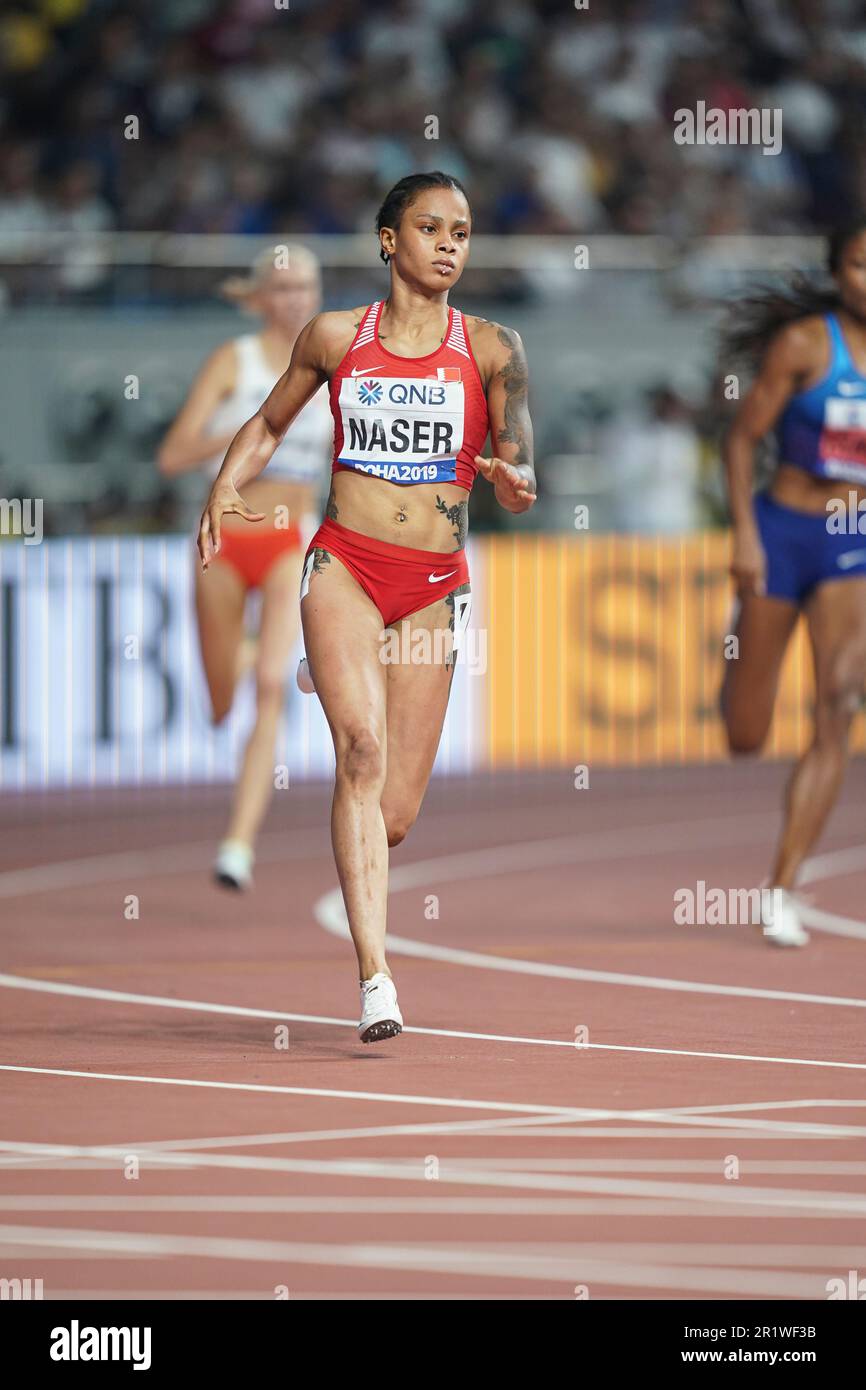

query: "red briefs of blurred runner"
left=216, top=523, right=303, bottom=589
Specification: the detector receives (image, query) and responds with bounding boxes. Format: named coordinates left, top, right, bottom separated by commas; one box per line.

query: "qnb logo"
left=826, top=1269, right=866, bottom=1299
left=0, top=497, right=43, bottom=545
left=0, top=1276, right=43, bottom=1299
left=387, top=383, right=447, bottom=405
left=357, top=381, right=449, bottom=407
left=50, top=1321, right=152, bottom=1371
left=358, top=380, right=383, bottom=405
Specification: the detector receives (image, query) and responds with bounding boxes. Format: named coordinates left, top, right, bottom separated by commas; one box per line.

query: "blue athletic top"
left=775, top=313, right=866, bottom=483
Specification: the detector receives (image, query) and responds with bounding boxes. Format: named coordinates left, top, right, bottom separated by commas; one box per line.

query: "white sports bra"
left=205, top=334, right=333, bottom=485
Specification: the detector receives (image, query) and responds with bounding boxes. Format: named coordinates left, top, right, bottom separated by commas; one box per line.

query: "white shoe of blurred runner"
left=297, top=656, right=316, bottom=694
left=213, top=839, right=254, bottom=892
left=358, top=972, right=403, bottom=1043
left=760, top=886, right=809, bottom=947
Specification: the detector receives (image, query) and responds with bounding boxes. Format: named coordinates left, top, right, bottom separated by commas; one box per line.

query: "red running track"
left=1, top=762, right=865, bottom=1300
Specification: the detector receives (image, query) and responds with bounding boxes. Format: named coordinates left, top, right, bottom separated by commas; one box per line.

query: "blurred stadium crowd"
left=3, top=0, right=866, bottom=250
left=1, top=0, right=862, bottom=538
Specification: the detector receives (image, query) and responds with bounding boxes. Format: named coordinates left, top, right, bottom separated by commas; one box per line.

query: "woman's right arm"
left=723, top=322, right=814, bottom=595
left=157, top=342, right=237, bottom=476
left=197, top=314, right=331, bottom=567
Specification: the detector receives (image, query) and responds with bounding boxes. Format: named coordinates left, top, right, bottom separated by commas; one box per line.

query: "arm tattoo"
left=495, top=326, right=531, bottom=468
left=443, top=580, right=471, bottom=671
left=435, top=495, right=468, bottom=550
left=325, top=483, right=339, bottom=521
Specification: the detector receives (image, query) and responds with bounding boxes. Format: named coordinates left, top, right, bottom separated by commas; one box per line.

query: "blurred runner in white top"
left=158, top=244, right=332, bottom=891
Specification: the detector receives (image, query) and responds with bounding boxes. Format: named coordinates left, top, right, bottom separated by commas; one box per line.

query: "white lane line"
left=796, top=842, right=866, bottom=939
left=113, top=1113, right=866, bottom=1142
left=0, top=1067, right=583, bottom=1117
left=669, top=1098, right=866, bottom=1116
left=102, top=1114, right=612, bottom=1155
left=3, top=975, right=864, bottom=1068
left=378, top=820, right=866, bottom=943
left=315, top=883, right=866, bottom=1010
left=418, top=1126, right=866, bottom=1141
left=0, top=972, right=351, bottom=1028
left=110, top=1108, right=866, bottom=1156
left=0, top=1140, right=863, bottom=1210
left=0, top=795, right=620, bottom=902
left=0, top=1225, right=841, bottom=1296
left=800, top=842, right=866, bottom=882
left=1, top=1189, right=861, bottom=1212
left=3, top=1126, right=862, bottom=1165
left=0, top=808, right=773, bottom=901
left=4, top=1108, right=864, bottom=1171
left=0, top=1197, right=861, bottom=1221
left=104, top=1099, right=866, bottom=1156
left=365, top=1158, right=866, bottom=1176
left=798, top=905, right=866, bottom=940
left=0, top=826, right=330, bottom=900
left=0, top=1213, right=857, bottom=1270
left=0, top=1197, right=816, bottom=1216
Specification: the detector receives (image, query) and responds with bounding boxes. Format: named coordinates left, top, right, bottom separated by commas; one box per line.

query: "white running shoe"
left=297, top=657, right=316, bottom=694
left=358, top=972, right=403, bottom=1043
left=760, top=886, right=809, bottom=947
left=213, top=840, right=254, bottom=892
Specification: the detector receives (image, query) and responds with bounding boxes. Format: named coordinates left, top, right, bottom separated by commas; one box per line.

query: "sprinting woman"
left=198, top=172, right=536, bottom=1039
left=722, top=219, right=866, bottom=946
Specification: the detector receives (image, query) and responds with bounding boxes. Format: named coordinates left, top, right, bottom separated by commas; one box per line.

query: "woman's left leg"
left=379, top=584, right=469, bottom=847
left=223, top=547, right=304, bottom=850
left=769, top=577, right=866, bottom=888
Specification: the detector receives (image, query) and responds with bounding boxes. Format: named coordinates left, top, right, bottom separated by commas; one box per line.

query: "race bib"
left=337, top=374, right=464, bottom=484
left=819, top=397, right=866, bottom=478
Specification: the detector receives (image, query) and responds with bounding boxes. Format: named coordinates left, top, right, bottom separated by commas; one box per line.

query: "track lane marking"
left=1, top=1138, right=865, bottom=1208
left=0, top=1225, right=848, bottom=1295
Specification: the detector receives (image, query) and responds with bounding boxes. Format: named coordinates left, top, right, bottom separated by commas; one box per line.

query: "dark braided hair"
left=375, top=171, right=469, bottom=265
left=721, top=217, right=866, bottom=368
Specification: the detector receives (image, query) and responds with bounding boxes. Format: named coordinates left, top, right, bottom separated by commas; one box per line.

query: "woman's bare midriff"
left=771, top=463, right=866, bottom=515
left=326, top=470, right=469, bottom=554
left=220, top=478, right=316, bottom=532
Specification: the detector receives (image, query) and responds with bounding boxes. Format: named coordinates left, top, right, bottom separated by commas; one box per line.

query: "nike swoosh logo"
left=428, top=570, right=458, bottom=583
left=351, top=365, right=384, bottom=376
left=837, top=549, right=866, bottom=568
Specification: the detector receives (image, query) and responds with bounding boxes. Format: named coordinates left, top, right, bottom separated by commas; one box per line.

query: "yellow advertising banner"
left=477, top=531, right=866, bottom=767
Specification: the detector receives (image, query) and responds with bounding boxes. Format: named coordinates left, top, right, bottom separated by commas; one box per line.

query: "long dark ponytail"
left=721, top=218, right=866, bottom=367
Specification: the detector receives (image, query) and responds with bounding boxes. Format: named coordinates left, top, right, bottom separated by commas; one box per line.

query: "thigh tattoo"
left=300, top=547, right=331, bottom=600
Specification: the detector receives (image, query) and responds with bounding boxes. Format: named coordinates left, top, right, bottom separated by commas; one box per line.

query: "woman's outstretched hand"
left=197, top=482, right=266, bottom=569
